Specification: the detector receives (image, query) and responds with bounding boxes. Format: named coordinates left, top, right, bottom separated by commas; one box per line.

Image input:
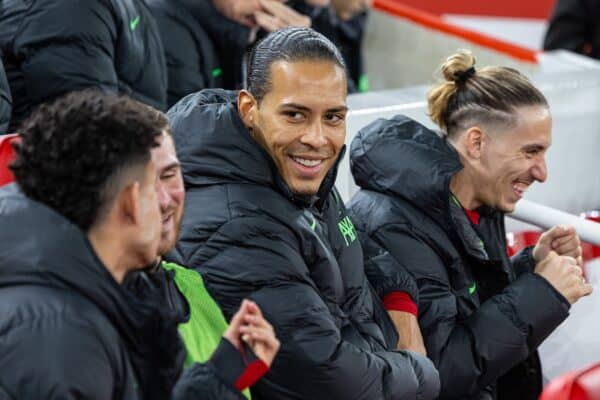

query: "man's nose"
left=300, top=121, right=327, bottom=149
left=532, top=156, right=548, bottom=183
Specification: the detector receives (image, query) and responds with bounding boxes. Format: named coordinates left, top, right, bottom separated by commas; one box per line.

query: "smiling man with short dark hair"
left=168, top=27, right=439, bottom=400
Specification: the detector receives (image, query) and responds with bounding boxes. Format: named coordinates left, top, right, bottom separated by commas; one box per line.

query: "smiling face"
left=151, top=132, right=185, bottom=256
left=239, top=60, right=348, bottom=196
left=473, top=106, right=552, bottom=212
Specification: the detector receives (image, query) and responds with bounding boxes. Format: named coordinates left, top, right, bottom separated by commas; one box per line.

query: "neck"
left=87, top=226, right=129, bottom=284
left=449, top=168, right=481, bottom=211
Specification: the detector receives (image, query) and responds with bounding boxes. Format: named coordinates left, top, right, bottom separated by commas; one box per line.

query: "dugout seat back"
left=0, top=133, right=18, bottom=186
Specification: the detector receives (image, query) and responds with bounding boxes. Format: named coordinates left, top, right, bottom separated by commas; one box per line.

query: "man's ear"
left=238, top=90, right=258, bottom=130
left=463, top=126, right=485, bottom=160
left=117, top=181, right=141, bottom=227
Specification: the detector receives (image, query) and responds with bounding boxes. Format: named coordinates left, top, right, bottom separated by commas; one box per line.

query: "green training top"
left=162, top=262, right=251, bottom=399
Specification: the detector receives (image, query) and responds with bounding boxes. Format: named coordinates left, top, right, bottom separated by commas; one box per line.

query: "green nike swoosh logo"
left=469, top=282, right=477, bottom=295
left=310, top=217, right=317, bottom=231
left=130, top=16, right=140, bottom=31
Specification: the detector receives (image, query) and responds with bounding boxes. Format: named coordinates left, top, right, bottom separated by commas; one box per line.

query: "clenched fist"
left=534, top=251, right=592, bottom=304
left=533, top=225, right=583, bottom=265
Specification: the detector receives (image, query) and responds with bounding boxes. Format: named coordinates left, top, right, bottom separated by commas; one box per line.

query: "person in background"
left=151, top=0, right=311, bottom=94
left=149, top=0, right=369, bottom=106
left=348, top=50, right=592, bottom=399
left=330, top=0, right=370, bottom=92
left=0, top=60, right=10, bottom=134
left=167, top=27, right=439, bottom=400
left=126, top=128, right=280, bottom=399
left=544, top=0, right=600, bottom=60
left=0, top=0, right=167, bottom=131
left=288, top=0, right=370, bottom=93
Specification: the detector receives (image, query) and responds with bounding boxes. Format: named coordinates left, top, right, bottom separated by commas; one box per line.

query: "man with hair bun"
left=168, top=27, right=440, bottom=399
left=349, top=50, right=592, bottom=399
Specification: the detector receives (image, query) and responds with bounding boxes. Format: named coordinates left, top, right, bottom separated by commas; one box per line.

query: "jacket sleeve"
left=511, top=245, right=536, bottom=277
left=172, top=338, right=247, bottom=400
left=389, top=231, right=570, bottom=399
left=0, top=318, right=115, bottom=400
left=543, top=0, right=592, bottom=52
left=11, top=0, right=119, bottom=108
left=186, top=216, right=440, bottom=400
left=356, top=224, right=420, bottom=304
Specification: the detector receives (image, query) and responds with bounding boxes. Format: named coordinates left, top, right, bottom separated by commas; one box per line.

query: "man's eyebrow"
left=278, top=103, right=311, bottom=112
left=162, top=161, right=180, bottom=171
left=326, top=106, right=349, bottom=113
left=278, top=103, right=348, bottom=113
left=522, top=143, right=547, bottom=152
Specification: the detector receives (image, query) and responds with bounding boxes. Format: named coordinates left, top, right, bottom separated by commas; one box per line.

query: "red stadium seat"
left=540, top=363, right=600, bottom=400
left=581, top=212, right=600, bottom=261
left=0, top=133, right=18, bottom=187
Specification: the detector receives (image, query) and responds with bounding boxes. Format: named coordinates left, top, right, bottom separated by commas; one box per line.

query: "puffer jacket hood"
left=168, top=89, right=343, bottom=209
left=168, top=90, right=273, bottom=189
left=350, top=114, right=462, bottom=229
left=0, top=184, right=184, bottom=399
left=0, top=0, right=167, bottom=131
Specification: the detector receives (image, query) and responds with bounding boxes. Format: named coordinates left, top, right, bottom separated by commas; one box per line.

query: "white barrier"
left=511, top=200, right=600, bottom=246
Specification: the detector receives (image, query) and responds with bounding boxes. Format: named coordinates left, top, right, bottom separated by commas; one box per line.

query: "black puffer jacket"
left=146, top=0, right=223, bottom=108
left=0, top=184, right=251, bottom=400
left=0, top=0, right=167, bottom=131
left=347, top=115, right=571, bottom=400
left=0, top=184, right=183, bottom=399
left=544, top=0, right=600, bottom=59
left=0, top=61, right=10, bottom=134
left=166, top=1, right=249, bottom=90
left=168, top=90, right=440, bottom=400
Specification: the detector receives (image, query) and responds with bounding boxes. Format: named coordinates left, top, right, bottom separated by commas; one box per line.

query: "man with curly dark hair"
left=0, top=90, right=193, bottom=400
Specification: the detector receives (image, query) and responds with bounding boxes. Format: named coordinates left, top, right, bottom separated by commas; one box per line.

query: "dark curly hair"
left=10, top=90, right=167, bottom=231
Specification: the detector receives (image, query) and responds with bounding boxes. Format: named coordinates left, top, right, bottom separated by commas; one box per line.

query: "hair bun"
left=441, top=50, right=477, bottom=83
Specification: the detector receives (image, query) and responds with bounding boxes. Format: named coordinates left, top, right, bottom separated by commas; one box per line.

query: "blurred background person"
left=149, top=0, right=311, bottom=97
left=0, top=0, right=167, bottom=132
left=330, top=0, right=370, bottom=92
left=150, top=0, right=371, bottom=108
left=543, top=0, right=600, bottom=59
